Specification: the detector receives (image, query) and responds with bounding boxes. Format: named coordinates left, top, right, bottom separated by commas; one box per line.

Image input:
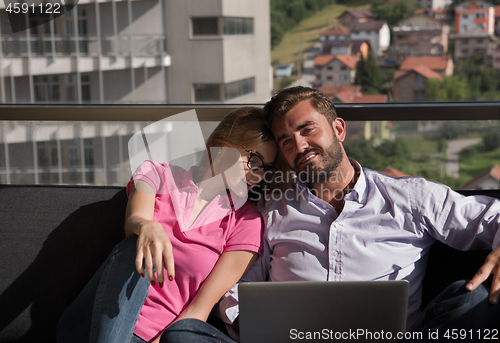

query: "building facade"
left=0, top=0, right=271, bottom=104
left=313, top=54, right=357, bottom=87
left=455, top=1, right=495, bottom=35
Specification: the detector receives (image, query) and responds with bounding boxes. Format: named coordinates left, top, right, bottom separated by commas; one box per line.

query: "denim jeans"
left=57, top=235, right=150, bottom=343
left=412, top=280, right=500, bottom=342
left=161, top=319, right=236, bottom=343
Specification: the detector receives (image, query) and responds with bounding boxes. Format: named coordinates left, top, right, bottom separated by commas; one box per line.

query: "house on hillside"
left=320, top=24, right=351, bottom=42
left=337, top=9, right=375, bottom=29
left=313, top=54, right=358, bottom=87
left=462, top=164, right=500, bottom=190
left=382, top=166, right=409, bottom=178
left=455, top=1, right=495, bottom=35
left=392, top=26, right=449, bottom=58
left=413, top=0, right=451, bottom=10
left=399, top=55, right=454, bottom=76
left=452, top=30, right=497, bottom=62
left=495, top=5, right=500, bottom=34
left=350, top=21, right=390, bottom=55
left=322, top=40, right=371, bottom=60
left=393, top=65, right=443, bottom=101
left=316, top=84, right=362, bottom=99
left=391, top=9, right=450, bottom=60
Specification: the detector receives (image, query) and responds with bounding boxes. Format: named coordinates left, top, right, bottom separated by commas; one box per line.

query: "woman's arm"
left=175, top=250, right=259, bottom=323
left=125, top=180, right=175, bottom=286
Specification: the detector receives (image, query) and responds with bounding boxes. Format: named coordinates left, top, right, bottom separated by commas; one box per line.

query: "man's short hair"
left=263, top=86, right=338, bottom=128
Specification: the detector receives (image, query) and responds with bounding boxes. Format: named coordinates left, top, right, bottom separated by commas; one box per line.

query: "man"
left=218, top=86, right=500, bottom=340
left=164, top=87, right=500, bottom=342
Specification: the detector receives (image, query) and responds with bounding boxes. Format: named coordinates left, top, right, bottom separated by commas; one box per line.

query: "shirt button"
left=334, top=223, right=340, bottom=229
left=332, top=251, right=339, bottom=256
left=323, top=204, right=327, bottom=209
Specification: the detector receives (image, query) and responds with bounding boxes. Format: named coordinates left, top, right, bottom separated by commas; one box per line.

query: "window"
left=477, top=13, right=485, bottom=19
left=463, top=14, right=468, bottom=19
left=223, top=18, right=253, bottom=35
left=34, top=74, right=90, bottom=103
left=192, top=17, right=254, bottom=36
left=194, top=84, right=221, bottom=102
left=463, top=39, right=469, bottom=44
left=341, top=66, right=347, bottom=71
left=192, top=17, right=219, bottom=36
left=327, top=66, right=333, bottom=71
left=326, top=76, right=333, bottom=80
left=477, top=39, right=484, bottom=44
left=224, top=77, right=255, bottom=100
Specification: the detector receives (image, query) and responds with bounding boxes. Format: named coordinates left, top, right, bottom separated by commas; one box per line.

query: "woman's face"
left=218, top=140, right=277, bottom=197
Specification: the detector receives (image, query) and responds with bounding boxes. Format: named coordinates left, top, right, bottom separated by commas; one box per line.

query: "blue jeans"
left=57, top=235, right=150, bottom=343
left=161, top=319, right=236, bottom=343
left=412, top=280, right=500, bottom=342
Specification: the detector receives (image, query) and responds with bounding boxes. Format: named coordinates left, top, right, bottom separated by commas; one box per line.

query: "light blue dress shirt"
left=220, top=160, right=500, bottom=331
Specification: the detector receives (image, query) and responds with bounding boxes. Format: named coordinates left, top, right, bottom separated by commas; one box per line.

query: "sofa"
left=0, top=184, right=498, bottom=342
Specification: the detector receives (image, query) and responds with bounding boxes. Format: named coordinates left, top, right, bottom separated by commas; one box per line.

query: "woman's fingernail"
left=140, top=273, right=145, bottom=278
left=151, top=280, right=156, bottom=286
left=159, top=282, right=164, bottom=288
left=169, top=275, right=174, bottom=282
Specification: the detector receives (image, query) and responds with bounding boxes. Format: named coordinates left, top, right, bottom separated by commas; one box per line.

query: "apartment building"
left=453, top=29, right=497, bottom=61
left=313, top=54, right=357, bottom=87
left=0, top=0, right=271, bottom=185
left=455, top=1, right=495, bottom=35
left=0, top=0, right=271, bottom=104
left=392, top=25, right=449, bottom=58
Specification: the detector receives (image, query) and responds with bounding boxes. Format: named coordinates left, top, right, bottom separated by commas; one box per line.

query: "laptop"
left=239, top=281, right=409, bottom=343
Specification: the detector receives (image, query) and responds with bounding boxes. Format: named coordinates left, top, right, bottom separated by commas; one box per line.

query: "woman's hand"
left=125, top=180, right=175, bottom=287
left=135, top=220, right=175, bottom=287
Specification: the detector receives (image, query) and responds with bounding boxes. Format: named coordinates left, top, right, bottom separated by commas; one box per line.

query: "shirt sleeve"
left=223, top=203, right=263, bottom=255
left=126, top=160, right=165, bottom=197
left=412, top=177, right=500, bottom=251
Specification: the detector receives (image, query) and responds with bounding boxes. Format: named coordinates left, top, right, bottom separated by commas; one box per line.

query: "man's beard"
left=294, top=138, right=343, bottom=184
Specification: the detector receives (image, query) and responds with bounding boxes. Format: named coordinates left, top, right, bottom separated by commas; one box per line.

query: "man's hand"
left=136, top=220, right=175, bottom=287
left=467, top=246, right=500, bottom=304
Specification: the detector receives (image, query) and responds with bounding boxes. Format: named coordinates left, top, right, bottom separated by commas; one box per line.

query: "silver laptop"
left=239, top=281, right=409, bottom=343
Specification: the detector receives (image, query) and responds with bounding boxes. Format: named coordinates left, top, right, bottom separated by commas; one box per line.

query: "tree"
left=425, top=76, right=471, bottom=102
left=354, top=53, right=383, bottom=94
left=371, top=0, right=421, bottom=26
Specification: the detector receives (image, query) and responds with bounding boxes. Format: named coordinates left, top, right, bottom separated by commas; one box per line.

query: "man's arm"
left=415, top=178, right=500, bottom=303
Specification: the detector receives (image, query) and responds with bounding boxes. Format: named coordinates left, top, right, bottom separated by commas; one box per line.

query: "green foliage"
left=483, top=131, right=500, bottom=152
left=371, top=0, right=421, bottom=26
left=454, top=54, right=500, bottom=101
left=425, top=76, right=471, bottom=102
left=279, top=76, right=296, bottom=89
left=270, top=0, right=336, bottom=47
left=344, top=137, right=408, bottom=171
left=354, top=53, right=384, bottom=94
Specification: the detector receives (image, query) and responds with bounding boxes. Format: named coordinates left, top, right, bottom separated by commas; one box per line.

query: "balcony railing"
left=1, top=35, right=167, bottom=57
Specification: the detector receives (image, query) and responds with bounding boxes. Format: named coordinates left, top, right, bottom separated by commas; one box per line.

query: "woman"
left=57, top=107, right=280, bottom=343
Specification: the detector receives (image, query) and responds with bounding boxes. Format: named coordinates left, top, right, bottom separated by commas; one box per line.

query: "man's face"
left=272, top=100, right=345, bottom=183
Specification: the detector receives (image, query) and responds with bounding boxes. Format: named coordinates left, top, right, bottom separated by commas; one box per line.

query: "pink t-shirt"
left=126, top=160, right=263, bottom=342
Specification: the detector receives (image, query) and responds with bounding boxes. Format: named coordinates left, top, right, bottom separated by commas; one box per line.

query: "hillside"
left=271, top=0, right=371, bottom=67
